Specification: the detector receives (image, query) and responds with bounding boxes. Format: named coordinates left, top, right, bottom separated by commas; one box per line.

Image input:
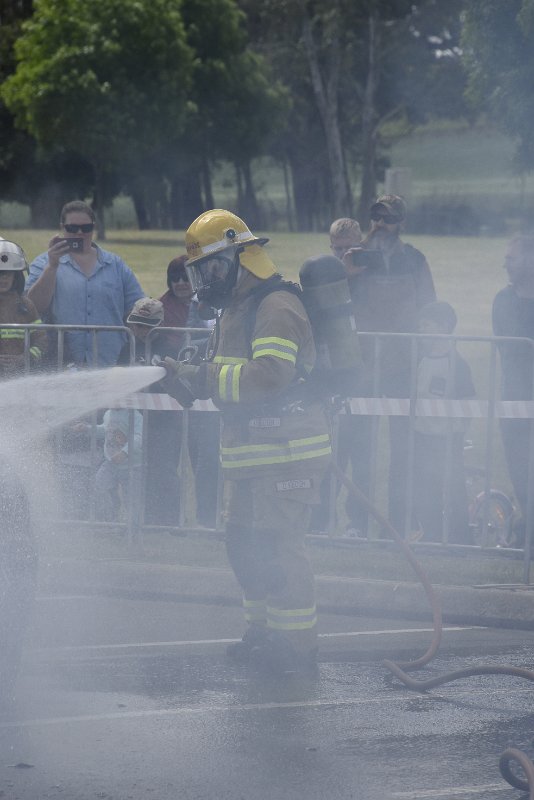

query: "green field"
left=5, top=226, right=514, bottom=510
left=5, top=226, right=507, bottom=337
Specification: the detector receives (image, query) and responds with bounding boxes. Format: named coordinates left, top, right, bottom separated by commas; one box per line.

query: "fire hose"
left=329, top=460, right=534, bottom=797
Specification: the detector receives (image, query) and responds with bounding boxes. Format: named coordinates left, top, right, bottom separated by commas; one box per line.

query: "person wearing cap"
left=118, top=297, right=184, bottom=527
left=412, top=301, right=475, bottom=544
left=341, top=194, right=436, bottom=535
left=26, top=200, right=144, bottom=367
left=163, top=209, right=331, bottom=678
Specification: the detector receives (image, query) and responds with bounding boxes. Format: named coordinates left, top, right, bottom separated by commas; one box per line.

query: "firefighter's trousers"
left=225, top=477, right=318, bottom=655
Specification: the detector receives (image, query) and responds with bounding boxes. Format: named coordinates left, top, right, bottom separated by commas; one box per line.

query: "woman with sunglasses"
left=157, top=255, right=220, bottom=529
left=158, top=255, right=194, bottom=354
left=26, top=200, right=144, bottom=367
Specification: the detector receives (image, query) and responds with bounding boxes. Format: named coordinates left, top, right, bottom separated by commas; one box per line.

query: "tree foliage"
left=239, top=0, right=468, bottom=228
left=462, top=0, right=534, bottom=172
left=2, top=0, right=194, bottom=230
left=0, top=0, right=472, bottom=231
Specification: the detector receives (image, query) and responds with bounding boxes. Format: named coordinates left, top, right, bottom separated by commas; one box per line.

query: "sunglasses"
left=63, top=223, right=95, bottom=234
left=170, top=273, right=189, bottom=283
left=370, top=212, right=401, bottom=225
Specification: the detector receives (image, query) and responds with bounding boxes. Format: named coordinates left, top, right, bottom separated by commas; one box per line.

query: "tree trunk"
left=169, top=166, right=203, bottom=229
left=92, top=164, right=106, bottom=241
left=301, top=7, right=352, bottom=220
left=288, top=151, right=325, bottom=231
left=358, top=12, right=380, bottom=228
left=282, top=159, right=295, bottom=232
left=240, top=159, right=261, bottom=228
left=131, top=189, right=150, bottom=230
left=202, top=156, right=215, bottom=210
left=29, top=184, right=63, bottom=228
left=234, top=163, right=244, bottom=213
left=169, top=176, right=184, bottom=230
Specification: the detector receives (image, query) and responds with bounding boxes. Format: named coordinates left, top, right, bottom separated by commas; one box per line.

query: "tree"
left=2, top=0, right=194, bottom=236
left=240, top=0, right=468, bottom=230
left=164, top=0, right=289, bottom=229
left=462, top=0, right=534, bottom=174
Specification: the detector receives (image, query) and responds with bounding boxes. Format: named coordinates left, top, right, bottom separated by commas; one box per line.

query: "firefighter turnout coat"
left=202, top=270, right=331, bottom=653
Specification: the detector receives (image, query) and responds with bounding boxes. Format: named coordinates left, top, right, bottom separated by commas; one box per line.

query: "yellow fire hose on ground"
left=329, top=460, right=534, bottom=797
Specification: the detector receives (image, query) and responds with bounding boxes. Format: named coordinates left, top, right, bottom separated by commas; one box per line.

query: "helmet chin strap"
left=236, top=264, right=246, bottom=285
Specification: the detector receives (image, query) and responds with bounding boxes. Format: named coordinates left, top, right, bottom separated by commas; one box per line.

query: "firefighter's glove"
left=162, top=358, right=204, bottom=408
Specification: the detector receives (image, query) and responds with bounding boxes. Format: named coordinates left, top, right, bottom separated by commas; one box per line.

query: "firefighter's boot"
left=226, top=624, right=269, bottom=664
left=249, top=630, right=319, bottom=678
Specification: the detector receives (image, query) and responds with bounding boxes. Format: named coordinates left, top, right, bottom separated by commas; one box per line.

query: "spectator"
left=93, top=409, right=143, bottom=522
left=329, top=217, right=362, bottom=260
left=0, top=240, right=47, bottom=377
left=492, top=235, right=534, bottom=547
left=26, top=200, right=144, bottom=367
left=344, top=194, right=436, bottom=535
left=158, top=256, right=193, bottom=354
left=310, top=218, right=370, bottom=536
left=117, top=297, right=182, bottom=527
left=413, top=301, right=475, bottom=544
left=159, top=258, right=219, bottom=529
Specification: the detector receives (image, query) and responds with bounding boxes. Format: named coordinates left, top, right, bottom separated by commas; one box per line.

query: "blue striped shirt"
left=26, top=244, right=144, bottom=366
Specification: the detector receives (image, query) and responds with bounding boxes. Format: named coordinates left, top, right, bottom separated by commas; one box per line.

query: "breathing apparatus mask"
left=186, top=247, right=241, bottom=309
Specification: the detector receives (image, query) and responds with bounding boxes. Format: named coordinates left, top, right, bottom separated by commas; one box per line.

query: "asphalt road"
left=1, top=582, right=534, bottom=800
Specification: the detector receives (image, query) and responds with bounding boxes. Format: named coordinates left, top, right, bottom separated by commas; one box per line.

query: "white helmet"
left=0, top=241, right=28, bottom=271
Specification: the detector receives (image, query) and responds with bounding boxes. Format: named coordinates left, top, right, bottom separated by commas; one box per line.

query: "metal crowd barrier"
left=3, top=323, right=534, bottom=579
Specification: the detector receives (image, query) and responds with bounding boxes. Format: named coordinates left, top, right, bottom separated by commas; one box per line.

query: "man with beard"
left=342, top=195, right=435, bottom=535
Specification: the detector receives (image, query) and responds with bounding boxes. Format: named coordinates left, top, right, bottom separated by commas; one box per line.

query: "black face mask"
left=186, top=250, right=240, bottom=309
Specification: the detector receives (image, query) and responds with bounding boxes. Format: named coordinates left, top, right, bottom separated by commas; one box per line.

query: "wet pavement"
left=1, top=586, right=534, bottom=799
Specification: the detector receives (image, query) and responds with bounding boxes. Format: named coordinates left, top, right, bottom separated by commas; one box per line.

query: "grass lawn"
left=5, top=227, right=507, bottom=335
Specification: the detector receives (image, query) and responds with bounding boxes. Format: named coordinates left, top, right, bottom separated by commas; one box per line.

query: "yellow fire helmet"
left=185, top=209, right=276, bottom=280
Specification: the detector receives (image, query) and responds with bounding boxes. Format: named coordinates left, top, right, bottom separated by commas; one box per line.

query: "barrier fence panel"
left=6, top=323, right=534, bottom=581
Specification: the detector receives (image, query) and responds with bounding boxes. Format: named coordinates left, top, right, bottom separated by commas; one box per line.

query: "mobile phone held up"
left=349, top=249, right=385, bottom=269
left=58, top=237, right=84, bottom=252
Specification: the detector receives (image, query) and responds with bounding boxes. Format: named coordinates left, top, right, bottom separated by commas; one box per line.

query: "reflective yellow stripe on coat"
left=0, top=329, right=26, bottom=339
left=220, top=434, right=331, bottom=469
left=219, top=364, right=243, bottom=403
left=251, top=336, right=298, bottom=364
left=243, top=598, right=267, bottom=624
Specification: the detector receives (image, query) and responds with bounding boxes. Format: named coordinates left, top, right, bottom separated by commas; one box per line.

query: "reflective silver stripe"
left=200, top=231, right=253, bottom=255
left=243, top=598, right=267, bottom=623
left=266, top=605, right=317, bottom=631
left=252, top=338, right=298, bottom=364
left=252, top=344, right=296, bottom=361
left=213, top=356, right=248, bottom=365
left=220, top=434, right=331, bottom=468
left=219, top=363, right=242, bottom=403
left=0, top=329, right=25, bottom=339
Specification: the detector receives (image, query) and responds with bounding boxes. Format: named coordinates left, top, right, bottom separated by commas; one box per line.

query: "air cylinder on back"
left=299, top=254, right=362, bottom=396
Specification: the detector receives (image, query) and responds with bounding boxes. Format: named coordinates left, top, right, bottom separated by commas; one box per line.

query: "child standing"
left=413, top=301, right=476, bottom=544
left=0, top=240, right=46, bottom=376
left=94, top=409, right=143, bottom=522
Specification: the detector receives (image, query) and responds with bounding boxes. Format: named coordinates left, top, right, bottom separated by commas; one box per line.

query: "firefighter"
left=164, top=209, right=331, bottom=676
